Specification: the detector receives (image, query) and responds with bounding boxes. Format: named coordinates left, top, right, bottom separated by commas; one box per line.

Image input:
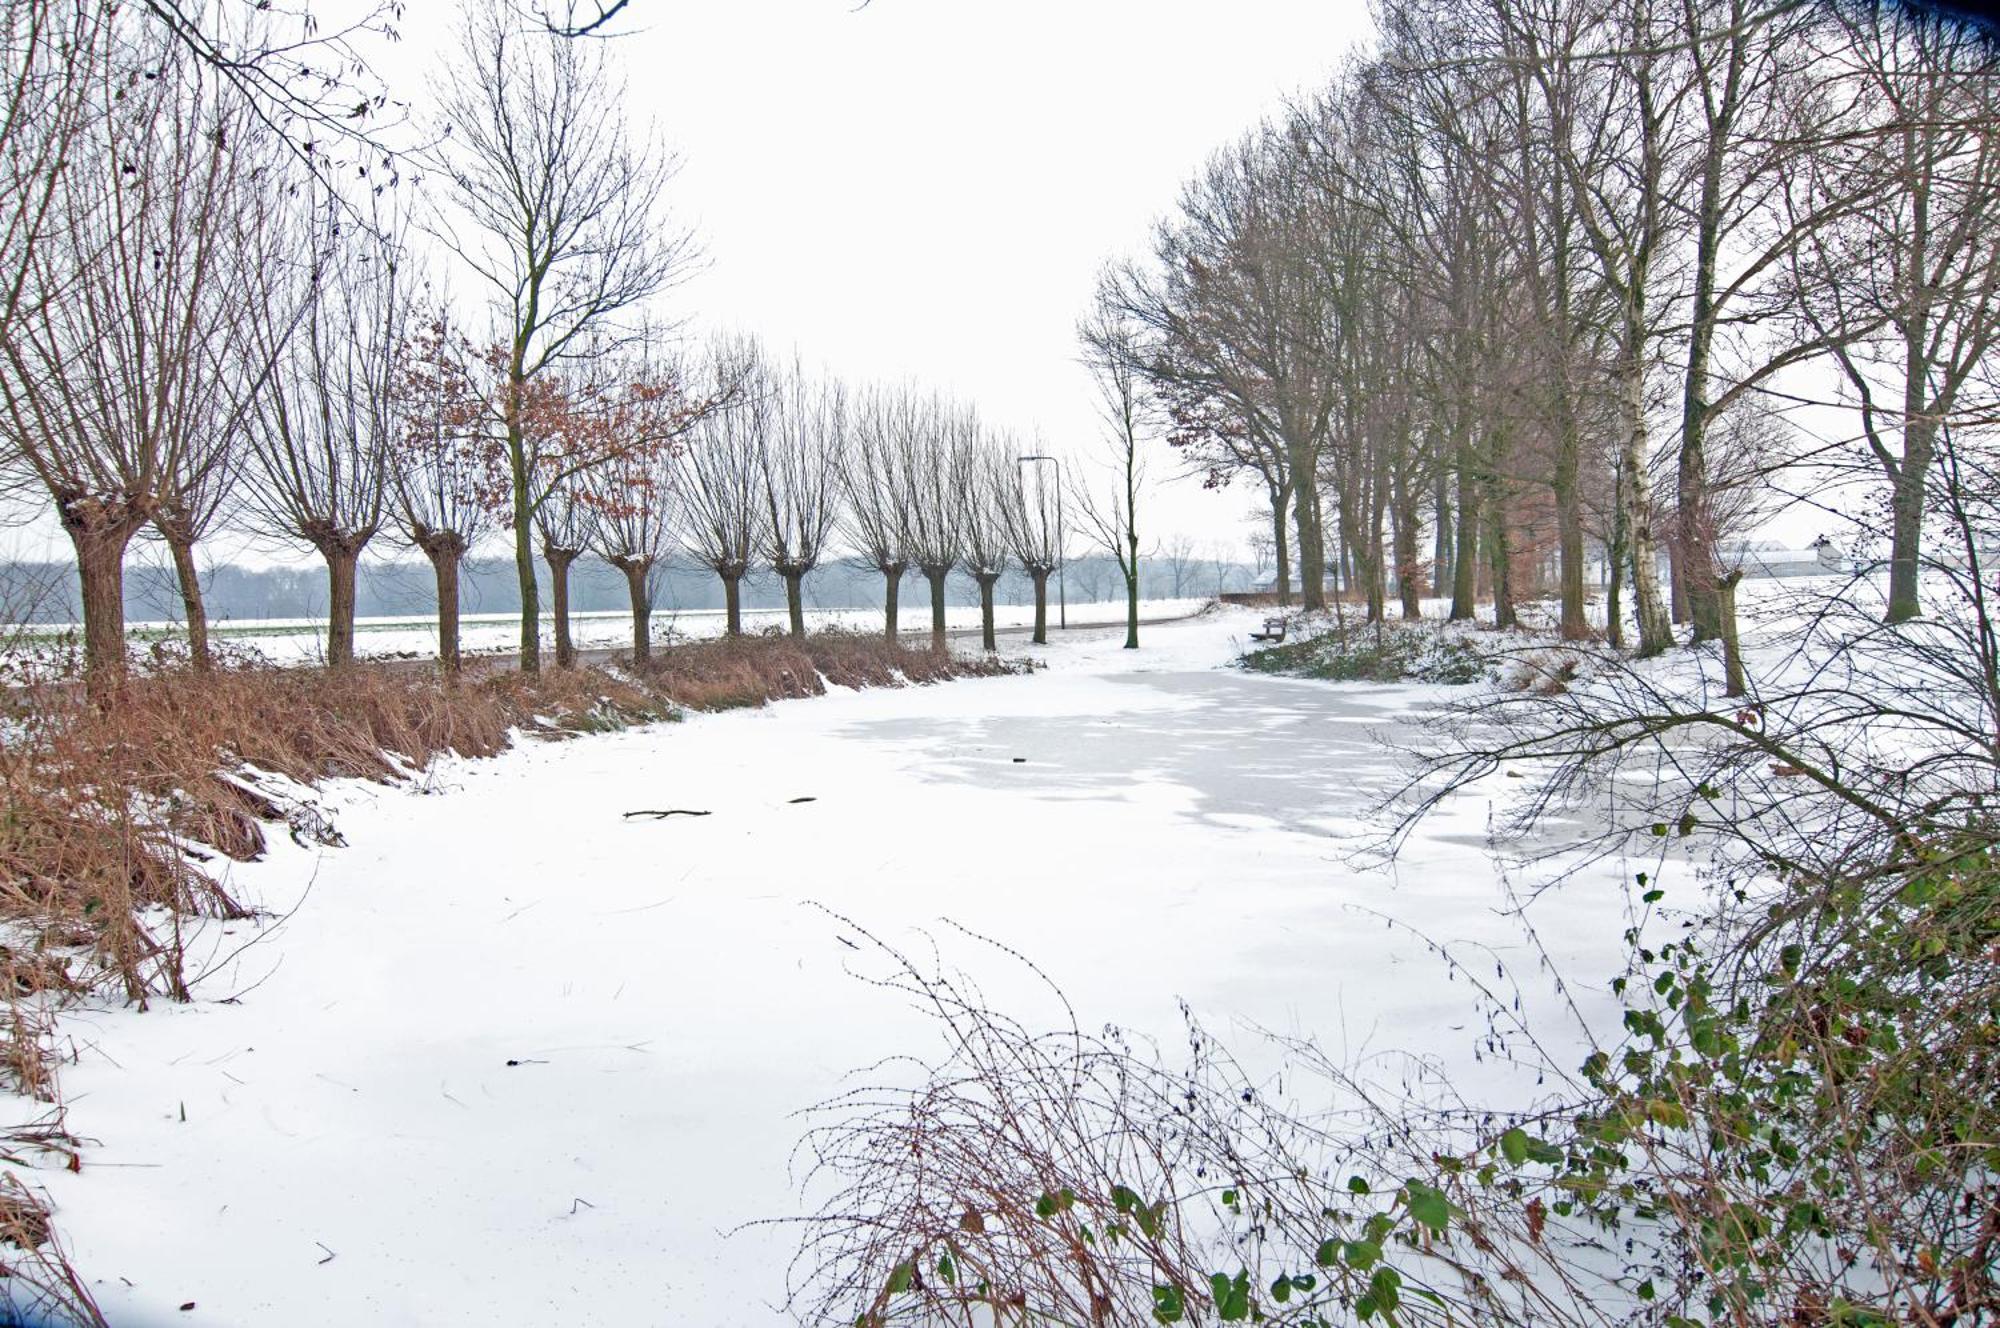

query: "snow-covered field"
left=32, top=606, right=1637, bottom=1325
left=23, top=598, right=1214, bottom=668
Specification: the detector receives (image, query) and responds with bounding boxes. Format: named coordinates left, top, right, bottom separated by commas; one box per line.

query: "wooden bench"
left=1248, top=616, right=1288, bottom=643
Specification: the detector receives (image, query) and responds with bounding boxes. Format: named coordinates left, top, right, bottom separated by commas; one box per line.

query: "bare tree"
left=0, top=23, right=265, bottom=688
left=759, top=361, right=846, bottom=638
left=0, top=2, right=105, bottom=350
left=995, top=440, right=1063, bottom=645
left=1159, top=534, right=1200, bottom=599
left=901, top=395, right=973, bottom=650
left=1076, top=301, right=1150, bottom=651
left=960, top=436, right=1014, bottom=653
left=1806, top=5, right=2000, bottom=624
left=435, top=0, right=696, bottom=672
left=243, top=205, right=411, bottom=667
left=533, top=472, right=596, bottom=667
left=844, top=385, right=918, bottom=639
left=586, top=443, right=676, bottom=665
left=679, top=351, right=767, bottom=637
left=393, top=313, right=497, bottom=675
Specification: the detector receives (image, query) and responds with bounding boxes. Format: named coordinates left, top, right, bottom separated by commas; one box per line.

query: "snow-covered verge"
left=9, top=605, right=1640, bottom=1326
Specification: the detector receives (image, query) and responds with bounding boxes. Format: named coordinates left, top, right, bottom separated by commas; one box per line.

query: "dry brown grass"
left=636, top=629, right=1020, bottom=712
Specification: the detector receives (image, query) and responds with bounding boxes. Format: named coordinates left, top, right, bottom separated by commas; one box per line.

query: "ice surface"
left=31, top=607, right=1635, bottom=1326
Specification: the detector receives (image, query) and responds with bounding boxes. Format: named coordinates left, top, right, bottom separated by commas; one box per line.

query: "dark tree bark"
left=62, top=500, right=149, bottom=695
left=880, top=562, right=904, bottom=641
left=922, top=564, right=950, bottom=650
left=781, top=567, right=806, bottom=638
left=1030, top=568, right=1050, bottom=644
left=1553, top=424, right=1588, bottom=639
left=545, top=544, right=580, bottom=668
left=162, top=533, right=211, bottom=672
left=416, top=533, right=469, bottom=675
left=721, top=568, right=744, bottom=637
left=1271, top=488, right=1293, bottom=607
left=322, top=543, right=362, bottom=669
left=1718, top=571, right=1746, bottom=698
left=975, top=572, right=1000, bottom=652
left=611, top=557, right=653, bottom=664
left=1449, top=437, right=1481, bottom=621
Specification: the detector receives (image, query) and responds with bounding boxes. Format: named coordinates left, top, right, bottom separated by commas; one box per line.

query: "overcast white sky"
left=387, top=0, right=1378, bottom=559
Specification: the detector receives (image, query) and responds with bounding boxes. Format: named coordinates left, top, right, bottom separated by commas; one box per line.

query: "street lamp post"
left=1018, top=454, right=1066, bottom=630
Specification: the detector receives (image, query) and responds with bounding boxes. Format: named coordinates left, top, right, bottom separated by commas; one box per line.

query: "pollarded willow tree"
left=900, top=395, right=975, bottom=651
left=434, top=0, right=696, bottom=673
left=844, top=385, right=917, bottom=640
left=533, top=472, right=596, bottom=669
left=242, top=203, right=412, bottom=668
left=995, top=437, right=1063, bottom=646
left=586, top=443, right=677, bottom=666
left=393, top=312, right=497, bottom=675
left=960, top=435, right=1014, bottom=654
left=679, top=346, right=768, bottom=638
left=0, top=19, right=269, bottom=688
left=759, top=361, right=846, bottom=639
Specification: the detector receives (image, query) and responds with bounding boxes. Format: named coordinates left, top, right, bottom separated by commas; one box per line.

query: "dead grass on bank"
left=637, top=629, right=1020, bottom=712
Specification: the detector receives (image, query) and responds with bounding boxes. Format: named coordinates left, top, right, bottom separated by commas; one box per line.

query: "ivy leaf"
left=1500, top=1127, right=1530, bottom=1166
left=1404, top=1181, right=1450, bottom=1233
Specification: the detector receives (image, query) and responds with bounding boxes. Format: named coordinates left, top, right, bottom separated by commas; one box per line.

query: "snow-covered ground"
left=19, top=598, right=1214, bottom=669
left=30, top=606, right=1637, bottom=1326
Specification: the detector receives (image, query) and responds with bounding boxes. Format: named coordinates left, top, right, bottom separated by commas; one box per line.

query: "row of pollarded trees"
left=0, top=0, right=1112, bottom=691
left=0, top=0, right=708, bottom=692
left=1104, top=0, right=2000, bottom=683
left=624, top=357, right=1070, bottom=658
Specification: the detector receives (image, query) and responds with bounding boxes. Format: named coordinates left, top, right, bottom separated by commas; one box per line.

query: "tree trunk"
left=1271, top=487, right=1293, bottom=607
left=1487, top=498, right=1517, bottom=631
left=1450, top=435, right=1480, bottom=621
left=420, top=540, right=465, bottom=675
left=1123, top=540, right=1140, bottom=650
left=62, top=508, right=144, bottom=694
left=721, top=568, right=743, bottom=637
left=323, top=544, right=361, bottom=669
left=783, top=569, right=805, bottom=638
left=1392, top=495, right=1421, bottom=620
left=1619, top=349, right=1674, bottom=657
left=1606, top=460, right=1628, bottom=651
left=621, top=560, right=652, bottom=664
left=1718, top=571, right=1746, bottom=698
left=924, top=565, right=949, bottom=650
left=163, top=534, right=210, bottom=672
left=506, top=377, right=541, bottom=675
left=881, top=563, right=903, bottom=640
left=975, top=573, right=999, bottom=652
left=546, top=546, right=579, bottom=669
left=1290, top=455, right=1326, bottom=612
left=1885, top=416, right=1934, bottom=623
left=1433, top=472, right=1454, bottom=602
left=1667, top=537, right=1690, bottom=624
left=1030, top=569, right=1049, bottom=644
left=1553, top=420, right=1588, bottom=639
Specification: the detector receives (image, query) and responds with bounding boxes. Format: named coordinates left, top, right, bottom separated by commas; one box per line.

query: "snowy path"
left=41, top=609, right=1632, bottom=1326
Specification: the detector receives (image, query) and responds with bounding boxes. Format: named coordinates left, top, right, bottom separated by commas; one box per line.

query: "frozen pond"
left=37, top=609, right=1632, bottom=1326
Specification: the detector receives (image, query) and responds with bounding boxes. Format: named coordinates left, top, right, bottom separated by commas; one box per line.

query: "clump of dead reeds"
left=636, top=630, right=1019, bottom=711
